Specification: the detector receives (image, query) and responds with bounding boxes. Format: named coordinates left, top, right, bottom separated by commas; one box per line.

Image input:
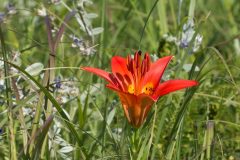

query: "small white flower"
left=180, top=20, right=195, bottom=48
left=150, top=54, right=159, bottom=62
left=193, top=34, right=203, bottom=52
left=183, top=19, right=194, bottom=32
left=37, top=6, right=47, bottom=17
left=163, top=34, right=177, bottom=43
left=70, top=35, right=83, bottom=48
left=22, top=107, right=33, bottom=116
left=6, top=3, right=17, bottom=15
left=178, top=19, right=203, bottom=53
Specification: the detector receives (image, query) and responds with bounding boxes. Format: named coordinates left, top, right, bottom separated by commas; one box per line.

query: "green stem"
left=99, top=0, right=106, bottom=66
left=175, top=49, right=188, bottom=77
left=188, top=0, right=196, bottom=19
left=132, top=128, right=139, bottom=160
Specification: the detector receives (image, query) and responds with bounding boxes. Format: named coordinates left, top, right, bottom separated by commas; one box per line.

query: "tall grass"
left=0, top=0, right=239, bottom=159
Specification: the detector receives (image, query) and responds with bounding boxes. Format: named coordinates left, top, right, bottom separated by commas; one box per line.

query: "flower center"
left=142, top=83, right=154, bottom=95
left=128, top=84, right=135, bottom=94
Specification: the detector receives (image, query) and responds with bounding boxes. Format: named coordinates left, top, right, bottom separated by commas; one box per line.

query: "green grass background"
left=0, top=0, right=240, bottom=159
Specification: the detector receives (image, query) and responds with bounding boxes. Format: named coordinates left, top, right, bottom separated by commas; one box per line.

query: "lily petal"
left=106, top=83, right=122, bottom=92
left=141, top=56, right=173, bottom=89
left=111, top=56, right=128, bottom=75
left=152, top=80, right=198, bottom=100
left=111, top=56, right=133, bottom=91
left=117, top=91, right=155, bottom=128
left=81, top=67, right=114, bottom=84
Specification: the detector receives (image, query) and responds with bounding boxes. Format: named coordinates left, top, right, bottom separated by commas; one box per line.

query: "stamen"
left=142, top=83, right=154, bottom=95
left=144, top=53, right=150, bottom=72
left=126, top=52, right=153, bottom=95
left=128, top=84, right=135, bottom=94
left=127, top=55, right=131, bottom=71
left=134, top=51, right=141, bottom=68
left=138, top=50, right=142, bottom=55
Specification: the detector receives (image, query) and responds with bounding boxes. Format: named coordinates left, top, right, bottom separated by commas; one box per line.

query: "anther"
left=138, top=50, right=142, bottom=55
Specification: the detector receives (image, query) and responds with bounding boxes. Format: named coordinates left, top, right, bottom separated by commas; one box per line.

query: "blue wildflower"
left=55, top=76, right=61, bottom=89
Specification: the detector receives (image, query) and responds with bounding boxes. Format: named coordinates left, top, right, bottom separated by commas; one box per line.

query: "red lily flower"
left=82, top=51, right=198, bottom=127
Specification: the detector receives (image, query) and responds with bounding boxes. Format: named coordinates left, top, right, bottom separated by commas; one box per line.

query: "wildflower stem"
left=188, top=0, right=196, bottom=20
left=131, top=128, right=139, bottom=159
left=175, top=49, right=188, bottom=76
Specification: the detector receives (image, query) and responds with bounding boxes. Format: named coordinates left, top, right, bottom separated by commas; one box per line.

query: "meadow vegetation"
left=0, top=0, right=240, bottom=159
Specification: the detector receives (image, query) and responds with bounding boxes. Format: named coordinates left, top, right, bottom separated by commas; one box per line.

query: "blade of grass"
left=99, top=0, right=106, bottom=66
left=165, top=86, right=198, bottom=159
left=136, top=130, right=151, bottom=160
left=11, top=78, right=28, bottom=154
left=206, top=121, right=214, bottom=159
left=200, top=121, right=214, bottom=160
left=32, top=115, right=54, bottom=160
left=169, top=0, right=177, bottom=29
left=157, top=0, right=168, bottom=35
left=141, top=104, right=157, bottom=160
left=150, top=99, right=171, bottom=159
left=40, top=15, right=56, bottom=158
left=0, top=25, right=17, bottom=160
left=176, top=117, right=184, bottom=160
left=207, top=47, right=236, bottom=87
left=138, top=0, right=159, bottom=50
left=193, top=121, right=199, bottom=157
left=89, top=97, right=120, bottom=157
